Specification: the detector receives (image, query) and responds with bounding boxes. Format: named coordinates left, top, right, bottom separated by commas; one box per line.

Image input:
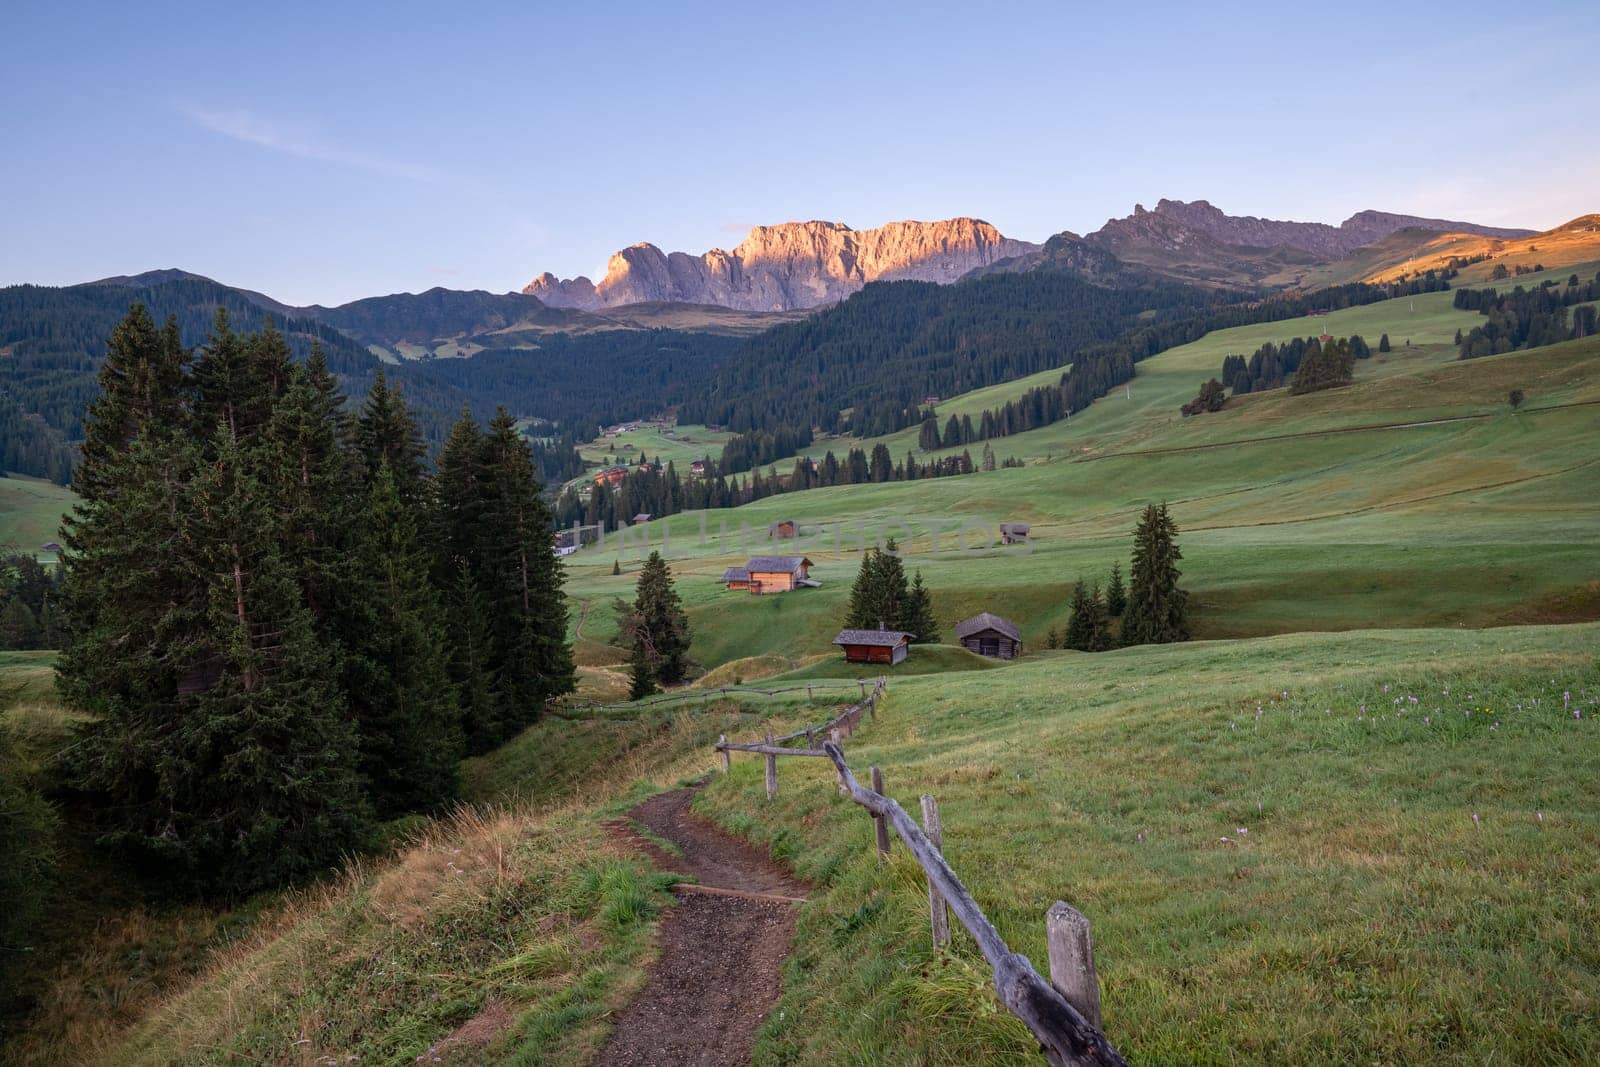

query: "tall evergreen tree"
left=1064, top=580, right=1094, bottom=651
left=904, top=570, right=940, bottom=643
left=476, top=409, right=574, bottom=735
left=628, top=637, right=656, bottom=700
left=64, top=426, right=368, bottom=894
left=1105, top=562, right=1127, bottom=617
left=1123, top=503, right=1190, bottom=645
left=344, top=464, right=463, bottom=814
left=628, top=551, right=692, bottom=685
left=355, top=369, right=428, bottom=502
left=74, top=304, right=188, bottom=499
left=844, top=540, right=911, bottom=630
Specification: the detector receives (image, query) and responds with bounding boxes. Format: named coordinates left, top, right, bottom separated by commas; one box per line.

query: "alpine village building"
left=954, top=612, right=1022, bottom=659
left=833, top=628, right=913, bottom=665
left=721, top=556, right=817, bottom=594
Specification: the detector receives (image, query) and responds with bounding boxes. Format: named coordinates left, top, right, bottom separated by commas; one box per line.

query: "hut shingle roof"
left=954, top=612, right=1021, bottom=642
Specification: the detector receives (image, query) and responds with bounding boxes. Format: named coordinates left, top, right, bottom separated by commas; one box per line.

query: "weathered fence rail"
left=711, top=679, right=1127, bottom=1066
left=561, top=679, right=878, bottom=715
left=713, top=678, right=885, bottom=796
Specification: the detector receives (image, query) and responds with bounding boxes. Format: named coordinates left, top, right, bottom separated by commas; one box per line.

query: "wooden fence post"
left=859, top=680, right=867, bottom=701
left=1046, top=902, right=1102, bottom=1031
left=764, top=730, right=777, bottom=800
left=718, top=734, right=729, bottom=772
left=807, top=685, right=814, bottom=704
left=920, top=794, right=950, bottom=950
left=870, top=767, right=890, bottom=858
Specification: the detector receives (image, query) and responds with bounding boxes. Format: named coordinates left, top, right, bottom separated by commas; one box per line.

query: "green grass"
left=0, top=474, right=73, bottom=558
left=561, top=285, right=1600, bottom=675
left=692, top=623, right=1600, bottom=1065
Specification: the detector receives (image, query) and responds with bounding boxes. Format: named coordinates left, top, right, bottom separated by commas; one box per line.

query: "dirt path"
left=595, top=788, right=807, bottom=1067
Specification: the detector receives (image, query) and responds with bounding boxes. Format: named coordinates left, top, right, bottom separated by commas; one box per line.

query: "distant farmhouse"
left=954, top=613, right=1022, bottom=659
left=554, top=526, right=600, bottom=557
left=833, top=628, right=913, bottom=666
left=689, top=460, right=708, bottom=478
left=594, top=465, right=628, bottom=488
left=721, top=556, right=816, bottom=594
left=999, top=522, right=1031, bottom=545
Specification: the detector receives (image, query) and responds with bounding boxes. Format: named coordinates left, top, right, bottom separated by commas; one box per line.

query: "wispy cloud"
left=180, top=104, right=448, bottom=185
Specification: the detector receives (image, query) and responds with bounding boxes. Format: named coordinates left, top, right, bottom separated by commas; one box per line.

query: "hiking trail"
left=595, top=788, right=807, bottom=1066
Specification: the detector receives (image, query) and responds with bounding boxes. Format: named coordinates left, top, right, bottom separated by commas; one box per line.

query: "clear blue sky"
left=4, top=0, right=1595, bottom=306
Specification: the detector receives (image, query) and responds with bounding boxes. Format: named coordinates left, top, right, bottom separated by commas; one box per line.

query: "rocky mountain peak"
left=523, top=218, right=1039, bottom=312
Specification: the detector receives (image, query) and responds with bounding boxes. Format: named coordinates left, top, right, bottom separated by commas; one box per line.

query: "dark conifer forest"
left=53, top=305, right=574, bottom=895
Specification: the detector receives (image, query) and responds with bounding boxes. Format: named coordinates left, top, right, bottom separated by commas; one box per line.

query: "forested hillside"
left=0, top=278, right=741, bottom=485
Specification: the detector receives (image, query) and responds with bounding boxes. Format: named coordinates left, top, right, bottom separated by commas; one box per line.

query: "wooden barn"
left=768, top=519, right=797, bottom=539
left=833, top=628, right=913, bottom=665
left=744, top=556, right=817, bottom=594
left=999, top=521, right=1031, bottom=545
left=954, top=613, right=1022, bottom=659
left=721, top=556, right=817, bottom=594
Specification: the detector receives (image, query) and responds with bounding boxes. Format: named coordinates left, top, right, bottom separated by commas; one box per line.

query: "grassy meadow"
left=0, top=474, right=74, bottom=559
left=6, top=264, right=1600, bottom=1064
left=560, top=278, right=1600, bottom=677
left=692, top=624, right=1600, bottom=1064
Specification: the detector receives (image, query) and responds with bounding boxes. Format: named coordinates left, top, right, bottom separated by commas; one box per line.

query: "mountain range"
left=524, top=217, right=1037, bottom=312
left=520, top=201, right=1539, bottom=312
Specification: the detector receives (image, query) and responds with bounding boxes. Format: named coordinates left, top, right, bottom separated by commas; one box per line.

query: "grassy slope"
left=563, top=279, right=1600, bottom=674
left=0, top=474, right=74, bottom=557
left=695, top=624, right=1600, bottom=1064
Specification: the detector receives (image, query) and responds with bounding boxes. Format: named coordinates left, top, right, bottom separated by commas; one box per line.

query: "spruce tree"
left=1085, top=584, right=1115, bottom=652
left=74, top=304, right=187, bottom=499
left=1064, top=580, right=1094, bottom=650
left=355, top=369, right=428, bottom=503
left=169, top=426, right=368, bottom=891
left=1105, top=562, right=1127, bottom=617
left=628, top=637, right=656, bottom=700
left=431, top=409, right=503, bottom=750
left=630, top=551, right=691, bottom=684
left=905, top=570, right=940, bottom=643
left=344, top=464, right=463, bottom=815
left=477, top=409, right=574, bottom=735
left=1123, top=503, right=1190, bottom=646
left=65, top=425, right=368, bottom=894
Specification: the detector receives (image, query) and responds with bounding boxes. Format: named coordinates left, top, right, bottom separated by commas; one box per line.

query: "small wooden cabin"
left=594, top=466, right=628, bottom=488
left=721, top=566, right=752, bottom=591
left=833, top=628, right=912, bottom=665
left=744, top=556, right=816, bottom=594
left=999, top=522, right=1031, bottom=545
left=768, top=520, right=797, bottom=539
left=954, top=613, right=1022, bottom=659
left=632, top=513, right=652, bottom=524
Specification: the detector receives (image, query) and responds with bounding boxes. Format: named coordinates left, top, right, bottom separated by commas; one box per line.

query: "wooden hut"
left=721, top=566, right=752, bottom=591
left=954, top=613, right=1022, bottom=659
left=999, top=522, right=1031, bottom=545
left=768, top=519, right=797, bottom=539
left=744, top=556, right=817, bottom=594
left=833, top=628, right=912, bottom=665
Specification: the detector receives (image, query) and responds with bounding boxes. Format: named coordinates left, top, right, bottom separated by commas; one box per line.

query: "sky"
left=4, top=0, right=1596, bottom=306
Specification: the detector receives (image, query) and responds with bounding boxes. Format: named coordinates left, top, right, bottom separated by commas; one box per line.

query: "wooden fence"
left=561, top=678, right=883, bottom=716
left=712, top=682, right=1128, bottom=1067
left=713, top=678, right=885, bottom=797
